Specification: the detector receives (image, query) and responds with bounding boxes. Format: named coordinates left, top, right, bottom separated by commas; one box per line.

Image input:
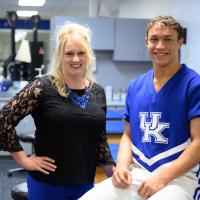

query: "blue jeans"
left=27, top=174, right=94, bottom=200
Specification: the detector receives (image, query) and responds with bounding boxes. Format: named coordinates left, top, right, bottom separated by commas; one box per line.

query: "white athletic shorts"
left=79, top=167, right=198, bottom=200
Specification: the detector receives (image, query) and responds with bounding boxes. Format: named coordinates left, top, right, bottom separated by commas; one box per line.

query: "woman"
left=0, top=22, right=114, bottom=200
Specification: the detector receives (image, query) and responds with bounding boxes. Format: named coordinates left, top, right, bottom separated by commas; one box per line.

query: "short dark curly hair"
left=146, top=15, right=183, bottom=40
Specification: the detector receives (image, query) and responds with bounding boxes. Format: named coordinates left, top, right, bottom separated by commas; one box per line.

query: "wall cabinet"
left=50, top=16, right=151, bottom=62
left=51, top=16, right=114, bottom=51
left=113, top=18, right=150, bottom=61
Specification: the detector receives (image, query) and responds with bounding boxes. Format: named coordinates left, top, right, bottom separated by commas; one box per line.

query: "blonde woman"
left=0, top=23, right=114, bottom=200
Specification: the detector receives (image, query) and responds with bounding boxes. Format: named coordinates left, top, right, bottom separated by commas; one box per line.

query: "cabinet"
left=50, top=17, right=151, bottom=62
left=113, top=18, right=150, bottom=61
left=51, top=16, right=114, bottom=51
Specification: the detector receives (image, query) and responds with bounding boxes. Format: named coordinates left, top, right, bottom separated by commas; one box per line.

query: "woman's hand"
left=112, top=167, right=132, bottom=188
left=21, top=155, right=57, bottom=174
left=10, top=151, right=57, bottom=175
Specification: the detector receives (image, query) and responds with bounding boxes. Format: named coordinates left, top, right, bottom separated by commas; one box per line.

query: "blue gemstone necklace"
left=67, top=86, right=90, bottom=109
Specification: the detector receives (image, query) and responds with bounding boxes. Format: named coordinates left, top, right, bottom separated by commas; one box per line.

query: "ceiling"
left=0, top=0, right=125, bottom=20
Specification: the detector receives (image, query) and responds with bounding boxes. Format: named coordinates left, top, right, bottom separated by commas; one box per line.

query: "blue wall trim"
left=0, top=18, right=50, bottom=30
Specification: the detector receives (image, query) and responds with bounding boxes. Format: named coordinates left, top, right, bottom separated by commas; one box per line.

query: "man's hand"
left=138, top=174, right=168, bottom=198
left=112, top=167, right=132, bottom=188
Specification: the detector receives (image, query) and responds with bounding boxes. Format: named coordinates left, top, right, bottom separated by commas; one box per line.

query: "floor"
left=0, top=157, right=26, bottom=200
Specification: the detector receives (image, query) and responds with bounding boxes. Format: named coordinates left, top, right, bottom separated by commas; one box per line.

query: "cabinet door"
left=51, top=16, right=114, bottom=51
left=113, top=18, right=150, bottom=61
left=87, top=17, right=114, bottom=50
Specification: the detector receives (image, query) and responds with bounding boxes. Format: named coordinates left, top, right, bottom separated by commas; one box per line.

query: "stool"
left=11, top=182, right=28, bottom=200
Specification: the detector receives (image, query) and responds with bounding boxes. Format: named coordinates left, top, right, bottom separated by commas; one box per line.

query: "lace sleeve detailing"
left=96, top=131, right=115, bottom=165
left=92, top=83, right=115, bottom=165
left=0, top=79, right=42, bottom=152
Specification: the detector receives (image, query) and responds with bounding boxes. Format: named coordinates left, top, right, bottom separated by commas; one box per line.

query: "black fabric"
left=0, top=79, right=41, bottom=152
left=0, top=75, right=114, bottom=186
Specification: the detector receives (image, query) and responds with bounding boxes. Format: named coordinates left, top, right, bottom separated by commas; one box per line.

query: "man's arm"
left=112, top=122, right=133, bottom=188
left=138, top=117, right=200, bottom=198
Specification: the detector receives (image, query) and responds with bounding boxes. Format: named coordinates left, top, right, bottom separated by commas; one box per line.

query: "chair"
left=106, top=120, right=124, bottom=135
left=106, top=109, right=124, bottom=120
left=102, top=109, right=123, bottom=180
left=8, top=132, right=35, bottom=177
left=9, top=132, right=35, bottom=200
left=106, top=109, right=124, bottom=144
left=109, top=143, right=119, bottom=162
left=11, top=182, right=28, bottom=200
left=106, top=109, right=124, bottom=171
left=106, top=109, right=124, bottom=134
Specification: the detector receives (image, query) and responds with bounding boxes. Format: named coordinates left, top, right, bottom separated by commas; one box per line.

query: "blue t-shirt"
left=125, top=64, right=200, bottom=173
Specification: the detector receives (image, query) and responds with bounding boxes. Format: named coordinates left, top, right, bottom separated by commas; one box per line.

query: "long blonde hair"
left=49, top=22, right=95, bottom=96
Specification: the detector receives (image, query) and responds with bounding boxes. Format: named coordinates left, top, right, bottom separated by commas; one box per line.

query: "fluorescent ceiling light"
left=18, top=0, right=46, bottom=6
left=17, top=11, right=39, bottom=17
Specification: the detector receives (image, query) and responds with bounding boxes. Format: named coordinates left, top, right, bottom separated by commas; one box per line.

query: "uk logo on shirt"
left=139, top=112, right=170, bottom=144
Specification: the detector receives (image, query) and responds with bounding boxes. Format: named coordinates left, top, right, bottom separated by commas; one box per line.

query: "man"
left=79, top=15, right=200, bottom=200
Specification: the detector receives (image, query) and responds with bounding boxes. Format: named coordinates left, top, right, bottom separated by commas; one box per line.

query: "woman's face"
left=61, top=39, right=88, bottom=79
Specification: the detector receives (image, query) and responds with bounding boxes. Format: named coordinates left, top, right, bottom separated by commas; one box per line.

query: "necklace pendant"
left=68, top=88, right=90, bottom=109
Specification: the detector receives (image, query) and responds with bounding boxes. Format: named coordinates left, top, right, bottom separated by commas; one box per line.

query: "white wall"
left=119, top=0, right=200, bottom=74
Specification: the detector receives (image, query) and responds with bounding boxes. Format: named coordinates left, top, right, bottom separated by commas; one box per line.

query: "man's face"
left=146, top=24, right=183, bottom=68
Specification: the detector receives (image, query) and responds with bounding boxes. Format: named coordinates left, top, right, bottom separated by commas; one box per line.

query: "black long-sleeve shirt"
left=0, top=75, right=114, bottom=185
